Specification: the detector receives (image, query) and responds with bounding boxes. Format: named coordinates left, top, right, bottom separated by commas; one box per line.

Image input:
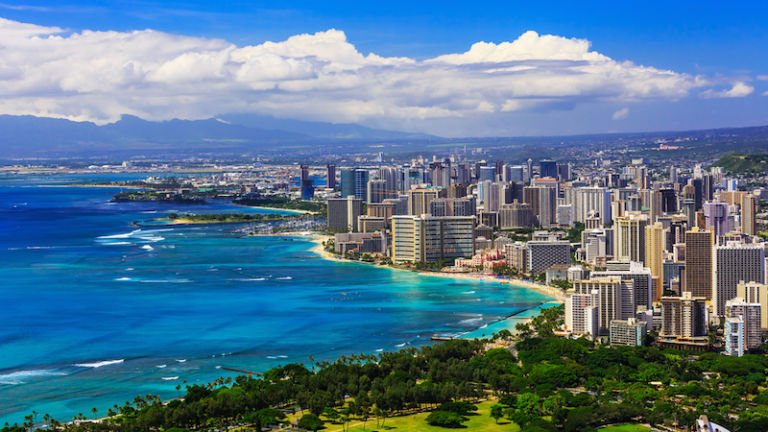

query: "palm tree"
left=91, top=407, right=98, bottom=419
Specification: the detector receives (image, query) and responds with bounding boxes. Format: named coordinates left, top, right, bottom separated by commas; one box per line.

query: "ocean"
left=0, top=173, right=552, bottom=424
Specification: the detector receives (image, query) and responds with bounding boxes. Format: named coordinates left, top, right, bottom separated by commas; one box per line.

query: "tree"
left=490, top=404, right=505, bottom=424
left=425, top=411, right=466, bottom=427
left=297, top=413, right=323, bottom=432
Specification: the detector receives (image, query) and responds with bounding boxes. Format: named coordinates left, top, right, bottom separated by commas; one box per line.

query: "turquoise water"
left=0, top=173, right=552, bottom=425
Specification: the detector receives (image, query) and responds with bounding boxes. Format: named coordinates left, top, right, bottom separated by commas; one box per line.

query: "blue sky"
left=0, top=0, right=766, bottom=136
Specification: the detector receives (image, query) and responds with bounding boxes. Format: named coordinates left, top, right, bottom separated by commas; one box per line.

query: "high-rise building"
left=326, top=164, right=336, bottom=189
left=565, top=290, right=599, bottom=336
left=392, top=215, right=475, bottom=263
left=742, top=195, right=756, bottom=235
left=703, top=201, right=729, bottom=238
left=539, top=160, right=557, bottom=179
left=478, top=165, right=496, bottom=182
left=737, top=281, right=768, bottom=330
left=615, top=213, right=649, bottom=264
left=592, top=261, right=652, bottom=314
left=366, top=179, right=387, bottom=204
left=340, top=168, right=369, bottom=200
left=725, top=297, right=762, bottom=353
left=524, top=185, right=557, bottom=228
left=499, top=200, right=536, bottom=228
left=327, top=196, right=363, bottom=232
left=724, top=317, right=745, bottom=357
left=660, top=291, right=708, bottom=339
left=408, top=188, right=439, bottom=216
left=504, top=242, right=529, bottom=272
left=713, top=241, right=765, bottom=317
left=572, top=276, right=630, bottom=336
left=645, top=222, right=665, bottom=302
left=527, top=240, right=572, bottom=274
left=649, top=190, right=663, bottom=223
left=684, top=228, right=714, bottom=300
left=609, top=318, right=647, bottom=347
left=556, top=204, right=574, bottom=227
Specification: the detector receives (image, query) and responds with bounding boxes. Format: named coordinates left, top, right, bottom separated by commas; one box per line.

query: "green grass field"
left=320, top=400, right=520, bottom=432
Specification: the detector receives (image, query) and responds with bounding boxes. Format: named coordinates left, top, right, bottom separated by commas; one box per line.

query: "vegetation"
left=712, top=152, right=768, bottom=175
left=112, top=190, right=206, bottom=203
left=233, top=196, right=326, bottom=215
left=6, top=304, right=768, bottom=432
left=164, top=212, right=297, bottom=224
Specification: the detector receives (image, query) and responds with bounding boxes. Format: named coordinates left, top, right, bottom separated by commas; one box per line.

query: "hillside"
left=712, top=153, right=768, bottom=175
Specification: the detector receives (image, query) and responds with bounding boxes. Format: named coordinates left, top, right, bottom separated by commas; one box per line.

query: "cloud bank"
left=0, top=17, right=752, bottom=131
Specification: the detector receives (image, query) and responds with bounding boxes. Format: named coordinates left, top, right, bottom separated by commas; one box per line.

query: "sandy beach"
left=296, top=231, right=566, bottom=302
left=232, top=203, right=318, bottom=215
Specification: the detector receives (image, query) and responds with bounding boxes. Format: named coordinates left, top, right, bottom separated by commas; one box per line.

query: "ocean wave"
left=175, top=359, right=186, bottom=363
left=0, top=369, right=67, bottom=385
left=138, top=279, right=191, bottom=283
left=375, top=348, right=384, bottom=352
left=98, top=230, right=140, bottom=239
left=276, top=276, right=292, bottom=280
left=141, top=245, right=154, bottom=251
left=156, top=364, right=167, bottom=368
left=232, top=278, right=266, bottom=282
left=266, top=356, right=277, bottom=359
left=137, top=236, right=165, bottom=242
left=395, top=342, right=406, bottom=348
left=161, top=376, right=179, bottom=381
left=74, top=359, right=124, bottom=368
left=458, top=317, right=484, bottom=325
left=461, top=290, right=476, bottom=294
left=104, top=242, right=131, bottom=246
left=114, top=277, right=132, bottom=281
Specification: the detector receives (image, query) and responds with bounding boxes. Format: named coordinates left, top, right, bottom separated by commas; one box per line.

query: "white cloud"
left=612, top=107, right=629, bottom=120
left=0, top=18, right=721, bottom=127
left=700, top=81, right=754, bottom=99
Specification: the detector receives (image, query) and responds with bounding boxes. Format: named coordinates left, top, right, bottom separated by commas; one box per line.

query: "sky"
left=0, top=0, right=766, bottom=137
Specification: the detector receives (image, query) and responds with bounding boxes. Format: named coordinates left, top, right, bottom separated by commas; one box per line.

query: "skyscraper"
left=539, top=160, right=557, bottom=179
left=703, top=201, right=729, bottom=238
left=326, top=164, right=336, bottom=189
left=742, top=194, right=756, bottom=235
left=392, top=215, right=475, bottom=263
left=366, top=179, right=388, bottom=204
left=684, top=228, right=714, bottom=300
left=725, top=297, right=762, bottom=353
left=408, top=188, right=439, bottom=216
left=661, top=291, right=708, bottom=339
left=738, top=281, right=768, bottom=330
left=713, top=241, right=765, bottom=317
left=645, top=222, right=665, bottom=302
left=615, top=213, right=649, bottom=264
left=327, top=196, right=363, bottom=232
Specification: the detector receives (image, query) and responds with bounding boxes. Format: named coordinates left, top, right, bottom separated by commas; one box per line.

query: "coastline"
left=231, top=203, right=317, bottom=215
left=297, top=232, right=565, bottom=302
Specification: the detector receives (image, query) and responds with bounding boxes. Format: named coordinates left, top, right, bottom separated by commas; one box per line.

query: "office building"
left=327, top=196, right=363, bottom=232
left=704, top=201, right=729, bottom=238
left=524, top=185, right=557, bottom=228
left=713, top=241, right=765, bottom=317
left=684, top=228, right=714, bottom=300
left=341, top=168, right=369, bottom=200
left=724, top=317, right=745, bottom=357
left=539, top=160, right=557, bottom=179
left=326, top=164, right=337, bottom=189
left=408, top=188, right=439, bottom=216
left=366, top=179, right=387, bottom=204
left=392, top=215, right=475, bottom=263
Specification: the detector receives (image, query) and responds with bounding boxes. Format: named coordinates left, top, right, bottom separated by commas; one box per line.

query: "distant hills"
left=0, top=114, right=437, bottom=158
left=713, top=153, right=768, bottom=175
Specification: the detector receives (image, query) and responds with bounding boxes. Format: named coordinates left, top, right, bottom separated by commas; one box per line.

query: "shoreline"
left=300, top=232, right=566, bottom=303
left=231, top=203, right=317, bottom=215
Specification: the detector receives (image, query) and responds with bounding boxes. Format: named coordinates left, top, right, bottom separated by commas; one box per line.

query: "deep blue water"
left=0, top=173, right=551, bottom=425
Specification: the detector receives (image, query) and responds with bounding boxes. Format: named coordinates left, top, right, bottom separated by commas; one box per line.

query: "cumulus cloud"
left=700, top=81, right=754, bottom=99
left=612, top=107, right=629, bottom=120
left=0, top=18, right=713, bottom=126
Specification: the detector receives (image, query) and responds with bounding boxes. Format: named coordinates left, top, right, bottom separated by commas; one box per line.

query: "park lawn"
left=320, top=400, right=520, bottom=432
left=598, top=425, right=653, bottom=432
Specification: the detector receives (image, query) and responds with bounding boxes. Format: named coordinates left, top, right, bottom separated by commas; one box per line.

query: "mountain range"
left=0, top=114, right=437, bottom=158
